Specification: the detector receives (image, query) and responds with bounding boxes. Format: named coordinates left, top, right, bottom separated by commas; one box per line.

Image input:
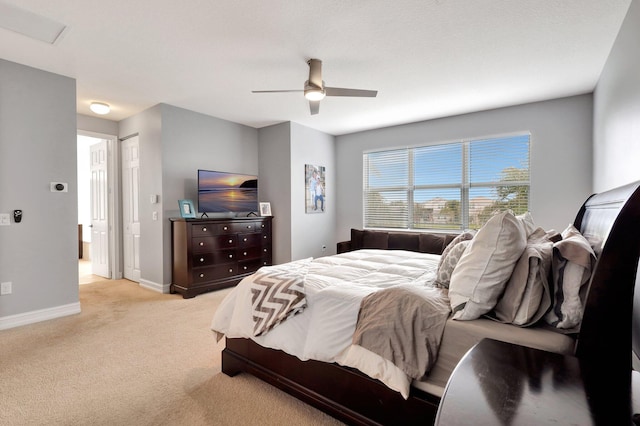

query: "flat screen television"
left=197, top=170, right=258, bottom=214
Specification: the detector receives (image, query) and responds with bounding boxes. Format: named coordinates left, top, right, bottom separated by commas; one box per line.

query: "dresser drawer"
left=192, top=249, right=237, bottom=267
left=238, top=258, right=264, bottom=275
left=192, top=263, right=238, bottom=283
left=236, top=246, right=262, bottom=261
left=238, top=232, right=263, bottom=248
left=192, top=235, right=238, bottom=252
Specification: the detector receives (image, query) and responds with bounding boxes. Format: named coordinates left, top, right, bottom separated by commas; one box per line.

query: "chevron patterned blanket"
left=250, top=267, right=308, bottom=336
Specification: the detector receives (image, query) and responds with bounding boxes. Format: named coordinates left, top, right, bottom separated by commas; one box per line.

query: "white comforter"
left=211, top=249, right=447, bottom=398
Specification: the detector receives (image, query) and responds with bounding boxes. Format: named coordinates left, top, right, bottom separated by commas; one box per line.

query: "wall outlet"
left=0, top=213, right=10, bottom=226
left=1, top=281, right=12, bottom=295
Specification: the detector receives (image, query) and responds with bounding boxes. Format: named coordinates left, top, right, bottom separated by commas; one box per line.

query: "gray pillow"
left=434, top=240, right=471, bottom=289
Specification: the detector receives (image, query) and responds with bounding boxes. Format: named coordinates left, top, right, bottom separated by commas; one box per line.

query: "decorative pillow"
left=544, top=224, right=596, bottom=330
left=491, top=227, right=554, bottom=326
left=449, top=211, right=527, bottom=320
left=437, top=231, right=475, bottom=270
left=434, top=240, right=471, bottom=288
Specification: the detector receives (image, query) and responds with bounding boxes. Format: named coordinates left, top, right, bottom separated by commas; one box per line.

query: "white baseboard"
left=139, top=279, right=171, bottom=294
left=0, top=302, right=81, bottom=330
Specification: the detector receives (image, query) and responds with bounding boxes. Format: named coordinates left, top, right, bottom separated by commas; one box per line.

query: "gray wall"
left=258, top=122, right=293, bottom=265
left=119, top=104, right=259, bottom=289
left=335, top=95, right=594, bottom=242
left=257, top=122, right=337, bottom=263
left=77, top=114, right=118, bottom=136
left=0, top=59, right=78, bottom=321
left=593, top=0, right=640, bottom=192
left=290, top=122, right=336, bottom=260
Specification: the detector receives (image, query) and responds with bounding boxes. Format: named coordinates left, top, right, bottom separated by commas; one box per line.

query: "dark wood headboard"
left=571, top=180, right=640, bottom=420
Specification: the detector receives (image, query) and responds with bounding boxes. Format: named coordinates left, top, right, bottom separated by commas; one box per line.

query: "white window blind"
left=363, top=133, right=530, bottom=231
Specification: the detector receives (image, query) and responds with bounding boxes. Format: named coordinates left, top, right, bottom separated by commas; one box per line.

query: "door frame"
left=78, top=130, right=121, bottom=279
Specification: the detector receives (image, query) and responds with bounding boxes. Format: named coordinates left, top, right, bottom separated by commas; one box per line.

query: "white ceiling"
left=0, top=0, right=632, bottom=136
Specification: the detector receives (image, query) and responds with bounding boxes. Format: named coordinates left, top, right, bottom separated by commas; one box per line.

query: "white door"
left=122, top=136, right=141, bottom=282
left=90, top=141, right=110, bottom=278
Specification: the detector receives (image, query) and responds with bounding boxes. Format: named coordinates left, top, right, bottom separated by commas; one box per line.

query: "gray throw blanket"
left=352, top=285, right=450, bottom=380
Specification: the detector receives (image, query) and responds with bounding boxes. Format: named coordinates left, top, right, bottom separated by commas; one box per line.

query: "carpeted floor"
left=0, top=279, right=344, bottom=426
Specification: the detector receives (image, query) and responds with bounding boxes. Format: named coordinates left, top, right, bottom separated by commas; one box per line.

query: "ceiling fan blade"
left=309, top=100, right=320, bottom=115
left=325, top=87, right=378, bottom=97
left=252, top=90, right=303, bottom=93
left=308, top=59, right=323, bottom=89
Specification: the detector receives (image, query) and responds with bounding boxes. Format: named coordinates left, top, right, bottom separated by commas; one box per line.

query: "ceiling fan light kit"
left=252, top=58, right=377, bottom=115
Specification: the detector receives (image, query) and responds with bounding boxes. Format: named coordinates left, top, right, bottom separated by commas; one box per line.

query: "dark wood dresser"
left=170, top=216, right=272, bottom=298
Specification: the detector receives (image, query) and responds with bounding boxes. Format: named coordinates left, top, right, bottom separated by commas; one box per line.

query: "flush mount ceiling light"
left=90, top=102, right=110, bottom=115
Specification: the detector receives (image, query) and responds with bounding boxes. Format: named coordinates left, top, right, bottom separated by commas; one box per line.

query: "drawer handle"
left=202, top=227, right=207, bottom=232
left=199, top=273, right=205, bottom=278
left=199, top=242, right=205, bottom=246
left=199, top=257, right=204, bottom=262
left=228, top=239, right=233, bottom=244
left=243, top=252, right=247, bottom=256
left=263, top=248, right=267, bottom=252
left=263, top=235, right=267, bottom=239
left=223, top=226, right=228, bottom=230
left=243, top=266, right=248, bottom=270
left=261, top=224, right=265, bottom=228
left=229, top=254, right=233, bottom=259
left=263, top=261, right=268, bottom=265
left=247, top=225, right=252, bottom=229
left=228, top=268, right=233, bottom=273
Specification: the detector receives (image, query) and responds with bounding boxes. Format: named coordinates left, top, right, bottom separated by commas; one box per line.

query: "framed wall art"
left=305, top=164, right=326, bottom=213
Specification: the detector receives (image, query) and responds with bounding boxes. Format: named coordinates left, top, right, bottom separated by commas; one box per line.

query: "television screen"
left=197, top=170, right=258, bottom=213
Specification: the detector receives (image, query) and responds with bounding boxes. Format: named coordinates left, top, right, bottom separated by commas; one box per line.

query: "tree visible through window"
left=363, top=134, right=530, bottom=231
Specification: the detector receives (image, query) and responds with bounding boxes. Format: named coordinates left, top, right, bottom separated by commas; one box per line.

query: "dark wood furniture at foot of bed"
left=221, top=180, right=640, bottom=426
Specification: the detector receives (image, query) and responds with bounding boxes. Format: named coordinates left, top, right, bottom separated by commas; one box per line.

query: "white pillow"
left=449, top=211, right=527, bottom=320
left=517, top=211, right=536, bottom=238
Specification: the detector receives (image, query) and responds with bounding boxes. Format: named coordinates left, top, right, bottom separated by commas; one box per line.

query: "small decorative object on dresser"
left=178, top=199, right=196, bottom=218
left=170, top=216, right=273, bottom=298
left=259, top=202, right=272, bottom=216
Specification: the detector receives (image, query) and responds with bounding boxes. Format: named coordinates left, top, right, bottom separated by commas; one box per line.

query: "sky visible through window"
left=367, top=134, right=529, bottom=201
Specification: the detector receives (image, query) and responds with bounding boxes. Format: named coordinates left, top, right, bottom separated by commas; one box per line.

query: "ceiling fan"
left=252, top=58, right=378, bottom=115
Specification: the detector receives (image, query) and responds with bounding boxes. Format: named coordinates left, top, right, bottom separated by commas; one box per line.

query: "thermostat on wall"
left=50, top=182, right=68, bottom=192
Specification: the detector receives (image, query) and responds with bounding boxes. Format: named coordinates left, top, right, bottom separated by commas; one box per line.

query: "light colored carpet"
left=0, top=279, right=344, bottom=426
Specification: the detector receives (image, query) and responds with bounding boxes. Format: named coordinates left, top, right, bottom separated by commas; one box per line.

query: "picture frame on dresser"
left=259, top=202, right=272, bottom=216
left=178, top=199, right=196, bottom=218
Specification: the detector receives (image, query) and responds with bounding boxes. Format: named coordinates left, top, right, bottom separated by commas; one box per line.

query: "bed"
left=211, top=180, right=640, bottom=425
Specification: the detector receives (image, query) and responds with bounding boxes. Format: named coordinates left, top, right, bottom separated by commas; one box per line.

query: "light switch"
left=0, top=213, right=10, bottom=226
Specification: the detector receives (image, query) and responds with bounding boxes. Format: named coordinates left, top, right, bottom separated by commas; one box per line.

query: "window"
left=363, top=133, right=530, bottom=231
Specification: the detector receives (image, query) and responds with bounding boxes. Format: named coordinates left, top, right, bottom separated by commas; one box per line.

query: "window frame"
left=363, top=132, right=531, bottom=231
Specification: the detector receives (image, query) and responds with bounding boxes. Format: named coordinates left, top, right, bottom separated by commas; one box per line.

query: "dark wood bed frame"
left=221, top=180, right=640, bottom=425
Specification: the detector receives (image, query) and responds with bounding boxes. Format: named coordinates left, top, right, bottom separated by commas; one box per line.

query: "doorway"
left=77, top=132, right=120, bottom=283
